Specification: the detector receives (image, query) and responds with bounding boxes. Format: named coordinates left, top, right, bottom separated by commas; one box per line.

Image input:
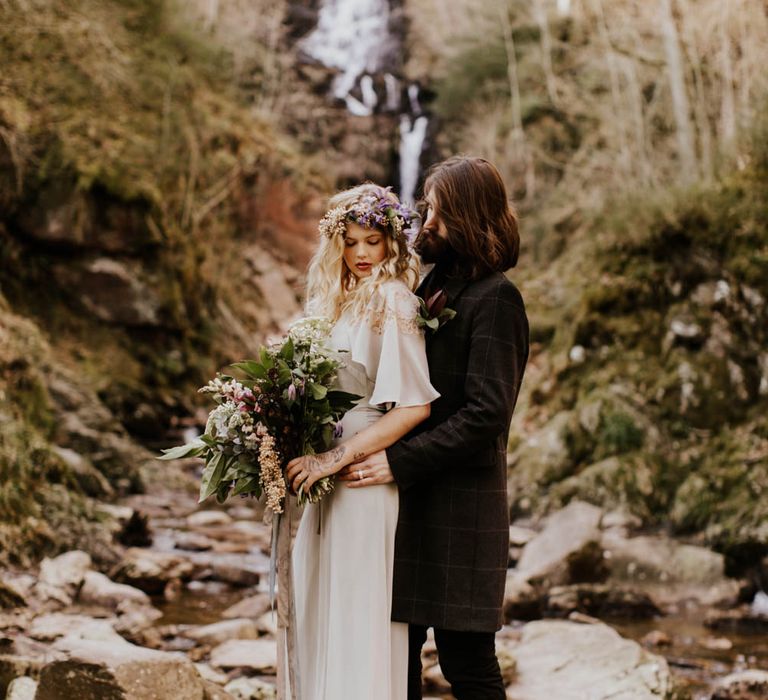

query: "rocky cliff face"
left=507, top=139, right=768, bottom=569
left=0, top=0, right=326, bottom=561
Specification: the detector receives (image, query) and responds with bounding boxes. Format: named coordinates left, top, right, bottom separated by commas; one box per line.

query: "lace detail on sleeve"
left=360, top=284, right=421, bottom=335
left=345, top=280, right=440, bottom=408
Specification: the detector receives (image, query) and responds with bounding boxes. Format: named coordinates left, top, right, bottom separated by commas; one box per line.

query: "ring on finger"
left=357, top=469, right=363, bottom=480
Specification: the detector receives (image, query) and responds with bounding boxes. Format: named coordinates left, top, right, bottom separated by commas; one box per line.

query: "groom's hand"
left=338, top=450, right=394, bottom=488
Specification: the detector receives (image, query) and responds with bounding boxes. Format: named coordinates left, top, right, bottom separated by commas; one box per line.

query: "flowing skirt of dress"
left=289, top=407, right=408, bottom=700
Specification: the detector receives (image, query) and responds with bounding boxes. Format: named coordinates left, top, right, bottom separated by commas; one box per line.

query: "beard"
left=414, top=227, right=455, bottom=267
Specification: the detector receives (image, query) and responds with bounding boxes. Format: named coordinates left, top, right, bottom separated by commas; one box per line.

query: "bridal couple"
left=284, top=156, right=529, bottom=699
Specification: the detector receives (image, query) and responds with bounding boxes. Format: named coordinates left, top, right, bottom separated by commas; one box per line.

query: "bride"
left=285, top=184, right=439, bottom=700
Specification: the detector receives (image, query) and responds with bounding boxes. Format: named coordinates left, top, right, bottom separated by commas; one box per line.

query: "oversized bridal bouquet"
left=159, top=317, right=359, bottom=511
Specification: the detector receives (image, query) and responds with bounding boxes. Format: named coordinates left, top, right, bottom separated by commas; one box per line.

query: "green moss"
left=0, top=416, right=86, bottom=564
left=0, top=0, right=323, bottom=564
left=670, top=418, right=768, bottom=555
left=435, top=40, right=509, bottom=121
left=0, top=0, right=321, bottom=443
left=596, top=412, right=645, bottom=457
left=514, top=122, right=768, bottom=549
left=550, top=455, right=655, bottom=520
left=4, top=368, right=55, bottom=437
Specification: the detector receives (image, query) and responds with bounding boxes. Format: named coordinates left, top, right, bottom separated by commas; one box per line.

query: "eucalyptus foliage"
left=160, top=318, right=359, bottom=508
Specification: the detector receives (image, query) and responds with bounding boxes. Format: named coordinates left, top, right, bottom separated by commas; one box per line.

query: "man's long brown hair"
left=423, top=156, right=519, bottom=280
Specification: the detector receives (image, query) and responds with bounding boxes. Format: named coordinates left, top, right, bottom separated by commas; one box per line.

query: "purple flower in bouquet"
left=159, top=316, right=361, bottom=511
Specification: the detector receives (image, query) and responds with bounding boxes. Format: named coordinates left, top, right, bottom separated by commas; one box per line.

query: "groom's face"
left=414, top=192, right=451, bottom=265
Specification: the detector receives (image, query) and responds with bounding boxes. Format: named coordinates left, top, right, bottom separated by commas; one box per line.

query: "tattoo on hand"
left=353, top=451, right=366, bottom=461
left=305, top=446, right=346, bottom=476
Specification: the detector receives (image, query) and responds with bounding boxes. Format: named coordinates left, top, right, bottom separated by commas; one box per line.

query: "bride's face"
left=343, top=222, right=387, bottom=279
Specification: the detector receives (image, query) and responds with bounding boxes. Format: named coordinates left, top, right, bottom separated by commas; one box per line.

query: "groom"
left=339, top=156, right=529, bottom=699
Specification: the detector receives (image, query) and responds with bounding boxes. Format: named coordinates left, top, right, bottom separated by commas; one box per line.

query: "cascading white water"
left=384, top=73, right=400, bottom=112
left=398, top=114, right=428, bottom=206
left=301, top=0, right=428, bottom=203
left=398, top=84, right=428, bottom=205
left=301, top=0, right=397, bottom=116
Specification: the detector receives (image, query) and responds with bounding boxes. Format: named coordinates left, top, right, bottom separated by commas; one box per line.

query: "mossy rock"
left=549, top=455, right=655, bottom=522
left=669, top=417, right=768, bottom=564
left=508, top=411, right=576, bottom=516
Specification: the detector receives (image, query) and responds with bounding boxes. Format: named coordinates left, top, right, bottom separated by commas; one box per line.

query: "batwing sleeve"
left=347, top=282, right=440, bottom=410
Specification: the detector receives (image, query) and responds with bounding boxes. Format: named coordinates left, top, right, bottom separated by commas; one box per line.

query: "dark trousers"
left=407, top=624, right=505, bottom=700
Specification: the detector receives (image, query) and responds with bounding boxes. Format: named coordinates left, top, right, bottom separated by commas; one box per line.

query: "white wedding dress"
left=290, top=279, right=439, bottom=700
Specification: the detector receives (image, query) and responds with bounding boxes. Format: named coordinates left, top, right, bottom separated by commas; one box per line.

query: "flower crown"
left=319, top=189, right=418, bottom=244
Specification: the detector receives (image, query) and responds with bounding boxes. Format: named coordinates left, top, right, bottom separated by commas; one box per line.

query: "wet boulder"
left=503, top=573, right=541, bottom=621
left=183, top=619, right=259, bottom=647
left=35, top=551, right=92, bottom=605
left=711, top=670, right=768, bottom=700
left=506, top=620, right=672, bottom=699
left=602, top=532, right=741, bottom=608
left=545, top=584, right=661, bottom=619
left=28, top=613, right=122, bottom=643
left=36, top=637, right=205, bottom=700
left=77, top=571, right=151, bottom=609
left=221, top=594, right=271, bottom=620
left=0, top=580, right=27, bottom=609
left=513, top=501, right=605, bottom=589
left=109, top=548, right=194, bottom=595
left=223, top=676, right=276, bottom=700
left=209, top=639, right=276, bottom=674
left=704, top=607, right=768, bottom=635
left=5, top=676, right=36, bottom=700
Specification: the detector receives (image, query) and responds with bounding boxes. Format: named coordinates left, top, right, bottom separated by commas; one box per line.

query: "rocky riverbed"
left=1, top=476, right=767, bottom=700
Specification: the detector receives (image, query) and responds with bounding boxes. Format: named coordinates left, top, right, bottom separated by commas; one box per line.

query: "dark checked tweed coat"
left=386, top=268, right=529, bottom=632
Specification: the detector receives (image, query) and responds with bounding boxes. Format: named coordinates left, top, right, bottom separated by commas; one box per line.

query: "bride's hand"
left=338, top=450, right=394, bottom=488
left=286, top=446, right=348, bottom=493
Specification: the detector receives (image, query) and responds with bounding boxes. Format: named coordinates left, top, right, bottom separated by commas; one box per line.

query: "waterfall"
left=300, top=0, right=428, bottom=203
left=398, top=84, right=427, bottom=205
left=301, top=0, right=397, bottom=116
left=384, top=73, right=400, bottom=112
left=398, top=85, right=428, bottom=206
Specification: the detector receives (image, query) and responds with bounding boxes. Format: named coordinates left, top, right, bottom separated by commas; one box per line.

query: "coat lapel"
left=442, top=274, right=471, bottom=307
left=415, top=266, right=436, bottom=300
left=417, top=272, right=470, bottom=347
left=416, top=267, right=470, bottom=307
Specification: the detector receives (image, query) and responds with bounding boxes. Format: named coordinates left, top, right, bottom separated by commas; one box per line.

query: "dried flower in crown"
left=318, top=206, right=348, bottom=240
left=318, top=188, right=418, bottom=244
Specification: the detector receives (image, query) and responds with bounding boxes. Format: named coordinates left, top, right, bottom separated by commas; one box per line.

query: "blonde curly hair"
left=306, top=183, right=420, bottom=322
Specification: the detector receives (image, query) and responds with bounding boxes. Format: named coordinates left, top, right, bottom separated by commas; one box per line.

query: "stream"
left=124, top=466, right=768, bottom=699
left=614, top=614, right=768, bottom=699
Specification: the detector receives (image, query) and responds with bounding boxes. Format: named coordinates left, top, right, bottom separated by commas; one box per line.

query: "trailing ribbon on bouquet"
left=274, top=502, right=301, bottom=699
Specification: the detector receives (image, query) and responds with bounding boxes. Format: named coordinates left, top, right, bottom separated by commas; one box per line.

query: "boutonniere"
left=416, top=289, right=457, bottom=333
